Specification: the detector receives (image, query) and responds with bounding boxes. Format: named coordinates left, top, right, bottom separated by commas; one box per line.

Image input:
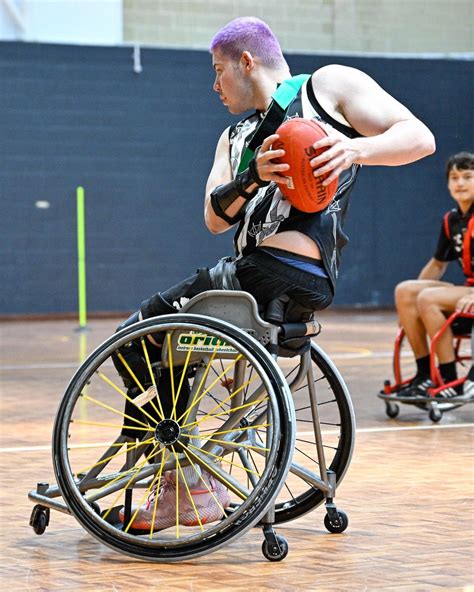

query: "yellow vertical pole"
left=76, top=186, right=87, bottom=329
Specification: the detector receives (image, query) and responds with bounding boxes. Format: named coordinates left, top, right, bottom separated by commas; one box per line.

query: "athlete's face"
left=212, top=50, right=254, bottom=115
left=448, top=166, right=474, bottom=209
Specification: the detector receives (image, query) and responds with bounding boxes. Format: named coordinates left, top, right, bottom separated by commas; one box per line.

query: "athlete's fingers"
left=261, top=134, right=280, bottom=152
left=261, top=148, right=286, bottom=162
left=268, top=172, right=290, bottom=184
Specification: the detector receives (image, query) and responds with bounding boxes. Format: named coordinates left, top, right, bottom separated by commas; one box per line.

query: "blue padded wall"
left=0, top=42, right=472, bottom=314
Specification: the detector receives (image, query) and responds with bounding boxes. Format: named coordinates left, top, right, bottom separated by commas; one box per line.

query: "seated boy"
left=394, top=152, right=473, bottom=399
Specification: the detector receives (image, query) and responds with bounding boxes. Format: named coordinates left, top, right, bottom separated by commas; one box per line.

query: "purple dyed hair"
left=210, top=17, right=286, bottom=69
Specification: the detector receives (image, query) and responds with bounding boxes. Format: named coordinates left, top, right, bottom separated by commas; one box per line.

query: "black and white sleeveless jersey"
left=229, top=76, right=362, bottom=291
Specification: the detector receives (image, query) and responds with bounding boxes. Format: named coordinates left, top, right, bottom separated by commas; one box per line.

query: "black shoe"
left=396, top=376, right=434, bottom=400
left=434, top=383, right=471, bottom=400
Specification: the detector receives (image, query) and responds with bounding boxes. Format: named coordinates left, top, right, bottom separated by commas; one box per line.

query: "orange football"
left=273, top=118, right=338, bottom=213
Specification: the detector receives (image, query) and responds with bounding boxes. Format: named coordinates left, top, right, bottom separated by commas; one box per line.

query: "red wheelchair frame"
left=379, top=311, right=473, bottom=422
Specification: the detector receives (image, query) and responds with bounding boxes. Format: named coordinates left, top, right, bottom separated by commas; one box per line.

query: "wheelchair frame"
left=29, top=290, right=355, bottom=562
left=378, top=311, right=474, bottom=422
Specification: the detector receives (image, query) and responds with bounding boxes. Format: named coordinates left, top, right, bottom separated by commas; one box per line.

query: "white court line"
left=2, top=423, right=473, bottom=453
left=300, top=423, right=474, bottom=437
left=0, top=350, right=413, bottom=371
left=0, top=362, right=82, bottom=370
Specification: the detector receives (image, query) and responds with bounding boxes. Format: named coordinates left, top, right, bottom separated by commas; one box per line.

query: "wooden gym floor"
left=1, top=310, right=473, bottom=591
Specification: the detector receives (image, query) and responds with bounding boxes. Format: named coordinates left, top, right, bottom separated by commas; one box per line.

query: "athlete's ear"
left=240, top=51, right=255, bottom=72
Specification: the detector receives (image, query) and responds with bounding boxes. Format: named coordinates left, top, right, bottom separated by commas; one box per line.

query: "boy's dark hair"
left=445, top=151, right=474, bottom=178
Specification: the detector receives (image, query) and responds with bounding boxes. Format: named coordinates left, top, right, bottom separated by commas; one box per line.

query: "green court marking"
left=76, top=186, right=87, bottom=329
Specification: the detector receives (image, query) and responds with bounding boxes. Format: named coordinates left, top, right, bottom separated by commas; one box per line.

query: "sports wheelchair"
left=29, top=290, right=355, bottom=562
left=378, top=311, right=473, bottom=422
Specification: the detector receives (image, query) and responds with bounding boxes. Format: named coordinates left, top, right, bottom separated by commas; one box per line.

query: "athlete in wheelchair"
left=379, top=152, right=473, bottom=421
left=28, top=17, right=435, bottom=560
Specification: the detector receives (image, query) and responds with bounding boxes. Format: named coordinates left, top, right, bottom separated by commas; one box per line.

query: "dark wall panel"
left=0, top=42, right=472, bottom=314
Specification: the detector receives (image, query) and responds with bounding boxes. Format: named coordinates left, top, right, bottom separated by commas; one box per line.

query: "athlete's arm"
left=418, top=258, right=448, bottom=280
left=204, top=130, right=287, bottom=234
left=308, top=65, right=436, bottom=185
left=204, top=128, right=248, bottom=234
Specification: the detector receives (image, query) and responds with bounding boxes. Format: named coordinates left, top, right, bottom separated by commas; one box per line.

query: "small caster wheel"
left=429, top=407, right=442, bottom=422
left=30, top=505, right=50, bottom=535
left=262, top=535, right=289, bottom=562
left=324, top=510, right=348, bottom=533
left=385, top=401, right=399, bottom=418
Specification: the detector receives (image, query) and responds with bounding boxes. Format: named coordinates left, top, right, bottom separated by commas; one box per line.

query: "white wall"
left=0, top=0, right=123, bottom=45
left=123, top=0, right=474, bottom=55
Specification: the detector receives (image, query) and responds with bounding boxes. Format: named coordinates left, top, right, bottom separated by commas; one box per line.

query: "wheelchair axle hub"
left=155, top=419, right=181, bottom=446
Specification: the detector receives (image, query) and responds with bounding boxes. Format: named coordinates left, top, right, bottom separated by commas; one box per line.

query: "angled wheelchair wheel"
left=53, top=314, right=295, bottom=562
left=273, top=342, right=355, bottom=523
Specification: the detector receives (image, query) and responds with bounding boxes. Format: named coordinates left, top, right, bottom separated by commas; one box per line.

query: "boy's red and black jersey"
left=434, top=204, right=474, bottom=284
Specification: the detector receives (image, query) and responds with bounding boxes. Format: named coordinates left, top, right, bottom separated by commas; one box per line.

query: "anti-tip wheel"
left=262, top=535, right=289, bottom=562
left=324, top=510, right=348, bottom=533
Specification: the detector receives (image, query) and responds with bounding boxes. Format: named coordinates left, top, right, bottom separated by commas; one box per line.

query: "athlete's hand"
left=255, top=134, right=290, bottom=184
left=309, top=129, right=360, bottom=186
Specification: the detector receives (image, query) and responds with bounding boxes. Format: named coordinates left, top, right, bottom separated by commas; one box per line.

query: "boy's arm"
left=418, top=258, right=449, bottom=280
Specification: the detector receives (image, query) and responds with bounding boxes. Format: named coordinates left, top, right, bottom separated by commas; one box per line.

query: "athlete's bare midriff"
left=259, top=230, right=322, bottom=260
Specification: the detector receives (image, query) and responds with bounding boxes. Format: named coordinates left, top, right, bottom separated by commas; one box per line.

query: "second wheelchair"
left=378, top=311, right=473, bottom=422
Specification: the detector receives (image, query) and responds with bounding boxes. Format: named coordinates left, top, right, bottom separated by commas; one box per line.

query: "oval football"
left=274, top=118, right=338, bottom=213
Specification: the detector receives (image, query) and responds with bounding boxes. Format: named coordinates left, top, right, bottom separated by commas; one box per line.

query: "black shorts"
left=235, top=248, right=333, bottom=318
left=141, top=248, right=333, bottom=322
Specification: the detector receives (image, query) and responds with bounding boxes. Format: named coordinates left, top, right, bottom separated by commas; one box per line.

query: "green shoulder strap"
left=237, top=73, right=310, bottom=173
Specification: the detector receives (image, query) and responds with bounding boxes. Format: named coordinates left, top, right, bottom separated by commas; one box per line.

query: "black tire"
left=53, top=314, right=295, bottom=562
left=262, top=535, right=289, bottom=561
left=385, top=401, right=400, bottom=418
left=429, top=407, right=442, bottom=422
left=272, top=342, right=355, bottom=523
left=30, top=505, right=49, bottom=535
left=324, top=509, right=349, bottom=533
